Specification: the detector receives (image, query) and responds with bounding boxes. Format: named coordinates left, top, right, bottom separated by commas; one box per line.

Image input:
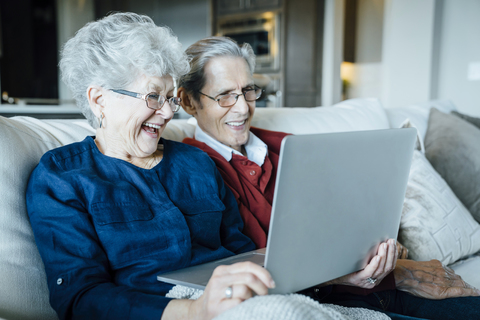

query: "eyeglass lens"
left=218, top=87, right=262, bottom=107
left=146, top=94, right=181, bottom=112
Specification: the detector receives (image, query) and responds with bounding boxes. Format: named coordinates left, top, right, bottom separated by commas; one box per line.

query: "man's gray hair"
left=60, top=12, right=190, bottom=128
left=178, top=36, right=256, bottom=102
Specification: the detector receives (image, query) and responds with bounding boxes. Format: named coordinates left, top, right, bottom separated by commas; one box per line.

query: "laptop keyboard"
left=213, top=252, right=265, bottom=267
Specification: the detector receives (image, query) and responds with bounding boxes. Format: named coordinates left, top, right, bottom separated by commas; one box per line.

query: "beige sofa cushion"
left=398, top=150, right=480, bottom=265
left=0, top=115, right=199, bottom=320
left=424, top=108, right=480, bottom=224
left=0, top=117, right=95, bottom=320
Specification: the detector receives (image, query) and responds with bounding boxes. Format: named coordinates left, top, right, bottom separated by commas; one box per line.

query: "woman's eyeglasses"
left=197, top=85, right=263, bottom=108
left=110, top=89, right=181, bottom=113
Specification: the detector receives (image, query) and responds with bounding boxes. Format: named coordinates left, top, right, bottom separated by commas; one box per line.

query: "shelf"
left=0, top=105, right=85, bottom=119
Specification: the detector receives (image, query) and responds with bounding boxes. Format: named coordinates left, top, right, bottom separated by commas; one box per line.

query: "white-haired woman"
left=26, top=13, right=273, bottom=320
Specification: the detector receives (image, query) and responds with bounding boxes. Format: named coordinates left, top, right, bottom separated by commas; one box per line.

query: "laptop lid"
left=157, top=128, right=416, bottom=294
left=265, top=128, right=416, bottom=294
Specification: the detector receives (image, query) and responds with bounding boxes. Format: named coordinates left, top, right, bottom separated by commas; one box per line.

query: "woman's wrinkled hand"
left=394, top=259, right=480, bottom=300
left=188, top=261, right=275, bottom=320
left=323, top=238, right=398, bottom=289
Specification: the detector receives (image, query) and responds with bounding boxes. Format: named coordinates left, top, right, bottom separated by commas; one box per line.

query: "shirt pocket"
left=91, top=202, right=153, bottom=225
left=175, top=195, right=226, bottom=247
left=90, top=202, right=166, bottom=267
left=175, top=195, right=226, bottom=216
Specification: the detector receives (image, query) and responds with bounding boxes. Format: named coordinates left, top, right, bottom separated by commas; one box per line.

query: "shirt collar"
left=194, top=125, right=268, bottom=166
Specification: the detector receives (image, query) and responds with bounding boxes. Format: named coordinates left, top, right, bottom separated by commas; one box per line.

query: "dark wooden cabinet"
left=283, top=0, right=324, bottom=108
left=216, top=0, right=282, bottom=15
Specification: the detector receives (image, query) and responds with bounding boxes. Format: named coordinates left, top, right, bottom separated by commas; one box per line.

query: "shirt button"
left=241, top=161, right=247, bottom=166
left=250, top=170, right=256, bottom=176
left=57, top=278, right=63, bottom=285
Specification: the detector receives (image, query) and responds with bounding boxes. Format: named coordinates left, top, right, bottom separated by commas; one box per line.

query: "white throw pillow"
left=398, top=150, right=480, bottom=265
left=385, top=99, right=457, bottom=144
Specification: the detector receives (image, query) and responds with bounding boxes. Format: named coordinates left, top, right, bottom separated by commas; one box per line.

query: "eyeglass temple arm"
left=198, top=91, right=219, bottom=102
left=111, top=89, right=147, bottom=100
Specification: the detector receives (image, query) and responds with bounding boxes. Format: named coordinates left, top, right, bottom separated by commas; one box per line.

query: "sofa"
left=1, top=97, right=479, bottom=320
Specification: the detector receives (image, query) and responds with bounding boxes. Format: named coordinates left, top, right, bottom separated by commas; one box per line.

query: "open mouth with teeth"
left=142, top=122, right=162, bottom=136
left=226, top=120, right=247, bottom=127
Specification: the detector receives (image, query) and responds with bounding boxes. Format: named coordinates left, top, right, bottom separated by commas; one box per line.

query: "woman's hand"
left=394, top=259, right=480, bottom=299
left=186, top=261, right=275, bottom=320
left=322, top=238, right=398, bottom=289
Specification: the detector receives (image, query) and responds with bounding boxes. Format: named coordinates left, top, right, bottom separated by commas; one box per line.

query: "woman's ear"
left=87, top=86, right=105, bottom=118
left=177, top=87, right=198, bottom=116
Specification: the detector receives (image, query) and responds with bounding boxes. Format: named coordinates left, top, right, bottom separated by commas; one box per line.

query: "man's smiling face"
left=193, top=56, right=255, bottom=153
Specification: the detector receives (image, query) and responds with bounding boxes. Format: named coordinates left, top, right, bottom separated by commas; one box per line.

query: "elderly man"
left=177, top=36, right=480, bottom=319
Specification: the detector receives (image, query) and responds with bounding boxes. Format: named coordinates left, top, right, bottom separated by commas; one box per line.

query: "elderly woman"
left=26, top=13, right=273, bottom=320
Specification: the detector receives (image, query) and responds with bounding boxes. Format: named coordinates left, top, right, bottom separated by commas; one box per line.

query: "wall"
left=56, top=0, right=94, bottom=101
left=435, top=0, right=480, bottom=116
left=344, top=0, right=384, bottom=100
left=381, top=0, right=436, bottom=109
left=57, top=0, right=210, bottom=101
left=109, top=0, right=211, bottom=50
left=345, top=0, right=480, bottom=116
left=285, top=0, right=325, bottom=107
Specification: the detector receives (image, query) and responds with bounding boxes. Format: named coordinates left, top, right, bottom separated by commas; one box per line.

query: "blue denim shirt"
left=26, top=137, right=255, bottom=320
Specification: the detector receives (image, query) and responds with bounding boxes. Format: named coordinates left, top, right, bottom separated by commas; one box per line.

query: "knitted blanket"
left=166, top=285, right=391, bottom=320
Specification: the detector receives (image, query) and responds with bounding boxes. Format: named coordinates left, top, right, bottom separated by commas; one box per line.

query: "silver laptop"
left=157, top=128, right=416, bottom=294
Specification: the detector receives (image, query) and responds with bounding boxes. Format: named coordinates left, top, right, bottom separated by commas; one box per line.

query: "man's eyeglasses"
left=110, top=89, right=181, bottom=113
left=198, top=85, right=263, bottom=108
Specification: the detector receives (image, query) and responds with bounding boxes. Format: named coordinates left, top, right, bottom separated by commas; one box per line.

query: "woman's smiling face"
left=100, top=74, right=175, bottom=161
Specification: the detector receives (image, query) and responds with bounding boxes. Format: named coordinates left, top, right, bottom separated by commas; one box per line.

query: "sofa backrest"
left=384, top=99, right=457, bottom=143
left=0, top=117, right=95, bottom=320
left=0, top=97, right=391, bottom=319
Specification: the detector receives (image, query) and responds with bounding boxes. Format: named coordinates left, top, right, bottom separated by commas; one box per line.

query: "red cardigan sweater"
left=183, top=127, right=395, bottom=294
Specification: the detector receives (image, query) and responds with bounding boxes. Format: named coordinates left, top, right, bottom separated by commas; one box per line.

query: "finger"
left=371, top=241, right=396, bottom=281
left=213, top=262, right=275, bottom=289
left=212, top=271, right=270, bottom=296
left=443, top=286, right=480, bottom=298
left=373, top=240, right=395, bottom=281
left=372, top=242, right=388, bottom=277
left=353, top=255, right=381, bottom=286
left=396, top=241, right=408, bottom=259
left=390, top=239, right=401, bottom=271
left=405, top=267, right=478, bottom=294
left=228, top=284, right=254, bottom=300
left=385, top=239, right=398, bottom=274
left=400, top=245, right=409, bottom=259
left=416, top=282, right=480, bottom=299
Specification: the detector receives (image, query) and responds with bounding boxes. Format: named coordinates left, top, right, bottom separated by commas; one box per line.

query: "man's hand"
left=394, top=259, right=480, bottom=300
left=396, top=241, right=408, bottom=259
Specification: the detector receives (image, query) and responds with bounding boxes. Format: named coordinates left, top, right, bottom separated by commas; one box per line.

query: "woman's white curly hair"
left=59, top=12, right=190, bottom=128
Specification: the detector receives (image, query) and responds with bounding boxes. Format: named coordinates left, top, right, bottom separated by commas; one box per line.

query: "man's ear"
left=87, top=86, right=106, bottom=119
left=178, top=87, right=198, bottom=116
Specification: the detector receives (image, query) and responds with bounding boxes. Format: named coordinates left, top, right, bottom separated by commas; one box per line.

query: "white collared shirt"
left=194, top=125, right=268, bottom=167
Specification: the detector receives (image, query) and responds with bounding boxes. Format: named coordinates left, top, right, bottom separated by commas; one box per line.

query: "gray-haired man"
left=178, top=36, right=480, bottom=319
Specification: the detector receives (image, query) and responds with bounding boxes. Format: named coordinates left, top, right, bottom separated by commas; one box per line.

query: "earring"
left=99, top=113, right=105, bottom=129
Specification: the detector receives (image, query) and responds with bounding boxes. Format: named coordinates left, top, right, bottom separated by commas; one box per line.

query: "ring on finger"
left=366, top=277, right=377, bottom=284
left=225, top=286, right=233, bottom=299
